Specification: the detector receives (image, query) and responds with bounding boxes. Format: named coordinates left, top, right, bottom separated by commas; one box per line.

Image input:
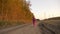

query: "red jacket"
left=32, top=17, right=36, bottom=27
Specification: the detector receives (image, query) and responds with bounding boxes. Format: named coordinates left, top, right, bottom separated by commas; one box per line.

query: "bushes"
left=0, top=21, right=6, bottom=26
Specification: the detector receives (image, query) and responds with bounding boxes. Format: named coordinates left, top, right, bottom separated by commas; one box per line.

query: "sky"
left=27, top=0, right=60, bottom=20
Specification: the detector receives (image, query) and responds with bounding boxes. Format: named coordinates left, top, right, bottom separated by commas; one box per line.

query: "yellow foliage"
left=0, top=0, right=33, bottom=24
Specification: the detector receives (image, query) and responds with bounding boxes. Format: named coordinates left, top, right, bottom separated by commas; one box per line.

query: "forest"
left=0, top=0, right=33, bottom=29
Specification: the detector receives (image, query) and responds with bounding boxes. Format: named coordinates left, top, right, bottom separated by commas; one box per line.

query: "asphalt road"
left=1, top=22, right=41, bottom=34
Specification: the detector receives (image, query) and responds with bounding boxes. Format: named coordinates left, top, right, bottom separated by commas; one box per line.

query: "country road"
left=0, top=22, right=41, bottom=34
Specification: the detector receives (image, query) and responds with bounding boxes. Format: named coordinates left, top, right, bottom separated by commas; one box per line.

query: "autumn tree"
left=0, top=0, right=33, bottom=23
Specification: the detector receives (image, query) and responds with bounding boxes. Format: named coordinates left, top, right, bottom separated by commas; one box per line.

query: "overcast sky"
left=27, top=0, right=60, bottom=20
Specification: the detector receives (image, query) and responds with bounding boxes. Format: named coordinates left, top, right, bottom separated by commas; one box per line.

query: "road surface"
left=1, top=22, right=41, bottom=34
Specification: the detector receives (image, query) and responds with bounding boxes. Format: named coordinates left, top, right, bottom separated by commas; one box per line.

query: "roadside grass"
left=43, top=20, right=60, bottom=25
left=0, top=21, right=25, bottom=29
